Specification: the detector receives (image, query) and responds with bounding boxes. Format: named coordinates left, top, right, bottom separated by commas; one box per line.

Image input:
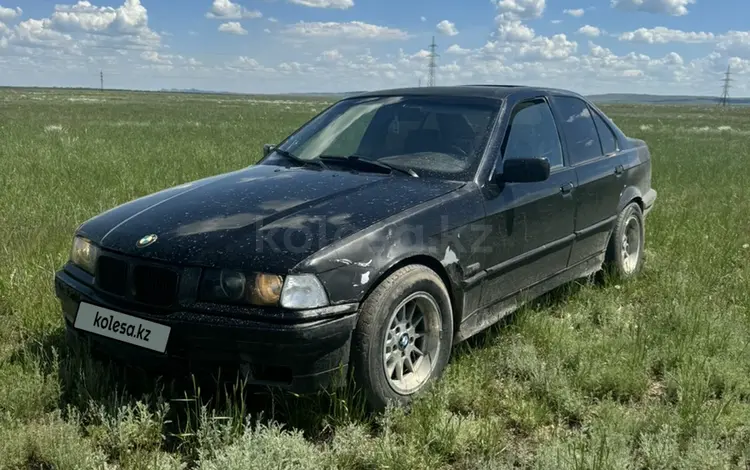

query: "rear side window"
left=592, top=111, right=618, bottom=155
left=553, top=96, right=603, bottom=165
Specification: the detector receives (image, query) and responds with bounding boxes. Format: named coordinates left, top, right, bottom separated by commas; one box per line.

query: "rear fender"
left=618, top=186, right=643, bottom=213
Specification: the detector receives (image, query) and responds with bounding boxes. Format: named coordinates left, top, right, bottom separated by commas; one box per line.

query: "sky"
left=0, top=0, right=748, bottom=96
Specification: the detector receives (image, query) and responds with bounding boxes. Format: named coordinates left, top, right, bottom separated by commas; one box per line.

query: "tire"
left=605, top=202, right=645, bottom=280
left=350, top=264, right=454, bottom=411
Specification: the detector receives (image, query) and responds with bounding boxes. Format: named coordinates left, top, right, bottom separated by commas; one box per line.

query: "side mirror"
left=495, top=157, right=550, bottom=183
left=263, top=144, right=276, bottom=158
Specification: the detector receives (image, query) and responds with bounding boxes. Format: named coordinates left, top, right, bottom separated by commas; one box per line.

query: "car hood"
left=78, top=163, right=463, bottom=273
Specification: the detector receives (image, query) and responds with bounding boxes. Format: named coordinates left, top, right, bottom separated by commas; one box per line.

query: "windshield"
left=264, top=95, right=501, bottom=181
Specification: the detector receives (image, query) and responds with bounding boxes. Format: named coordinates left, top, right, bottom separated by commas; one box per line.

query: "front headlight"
left=198, top=270, right=329, bottom=309
left=199, top=269, right=284, bottom=306
left=70, top=236, right=99, bottom=274
left=280, top=274, right=329, bottom=309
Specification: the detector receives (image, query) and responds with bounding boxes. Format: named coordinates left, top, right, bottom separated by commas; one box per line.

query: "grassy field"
left=2, top=87, right=750, bottom=469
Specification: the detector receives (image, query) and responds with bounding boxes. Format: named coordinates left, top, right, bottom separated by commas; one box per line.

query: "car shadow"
left=10, top=324, right=369, bottom=446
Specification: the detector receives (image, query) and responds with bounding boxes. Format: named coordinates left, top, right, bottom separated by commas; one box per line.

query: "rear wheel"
left=350, top=264, right=453, bottom=411
left=605, top=202, right=645, bottom=280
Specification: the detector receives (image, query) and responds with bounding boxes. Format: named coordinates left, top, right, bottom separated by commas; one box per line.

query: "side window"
left=502, top=98, right=564, bottom=169
left=592, top=110, right=618, bottom=155
left=553, top=96, right=603, bottom=165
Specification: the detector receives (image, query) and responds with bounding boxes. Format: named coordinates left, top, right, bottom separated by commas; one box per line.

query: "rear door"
left=550, top=95, right=627, bottom=266
left=479, top=96, right=577, bottom=307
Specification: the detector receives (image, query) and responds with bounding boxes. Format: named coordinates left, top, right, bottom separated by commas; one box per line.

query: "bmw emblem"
left=136, top=234, right=158, bottom=248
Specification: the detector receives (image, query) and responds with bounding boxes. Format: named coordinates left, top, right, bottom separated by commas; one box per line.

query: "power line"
left=719, top=64, right=732, bottom=107
left=427, top=36, right=438, bottom=87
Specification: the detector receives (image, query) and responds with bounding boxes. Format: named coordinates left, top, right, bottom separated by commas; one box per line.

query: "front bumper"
left=55, top=269, right=359, bottom=393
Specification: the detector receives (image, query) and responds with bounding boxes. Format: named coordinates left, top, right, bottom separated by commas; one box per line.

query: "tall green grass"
left=2, top=88, right=750, bottom=468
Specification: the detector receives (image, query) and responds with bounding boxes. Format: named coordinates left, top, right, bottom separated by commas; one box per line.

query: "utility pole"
left=418, top=78, right=422, bottom=87
left=427, top=36, right=438, bottom=87
left=100, top=70, right=104, bottom=91
left=719, top=64, right=732, bottom=107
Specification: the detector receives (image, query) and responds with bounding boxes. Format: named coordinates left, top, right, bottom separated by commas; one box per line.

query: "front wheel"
left=605, top=202, right=645, bottom=280
left=350, top=264, right=454, bottom=411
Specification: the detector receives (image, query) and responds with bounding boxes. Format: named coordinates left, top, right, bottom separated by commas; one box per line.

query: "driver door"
left=479, top=96, right=577, bottom=307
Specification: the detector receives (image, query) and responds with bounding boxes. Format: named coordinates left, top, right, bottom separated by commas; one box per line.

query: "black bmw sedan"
left=55, top=85, right=656, bottom=410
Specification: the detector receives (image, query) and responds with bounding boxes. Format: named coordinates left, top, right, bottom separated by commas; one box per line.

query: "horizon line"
left=0, top=84, right=747, bottom=101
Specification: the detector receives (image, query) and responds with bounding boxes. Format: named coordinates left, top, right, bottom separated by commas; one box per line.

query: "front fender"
left=293, top=184, right=482, bottom=306
left=310, top=232, right=467, bottom=305
left=318, top=248, right=462, bottom=304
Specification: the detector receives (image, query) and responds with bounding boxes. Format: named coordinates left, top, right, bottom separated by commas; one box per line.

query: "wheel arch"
left=606, top=192, right=645, bottom=264
left=603, top=189, right=644, bottom=261
left=360, top=254, right=464, bottom=334
left=618, top=186, right=644, bottom=213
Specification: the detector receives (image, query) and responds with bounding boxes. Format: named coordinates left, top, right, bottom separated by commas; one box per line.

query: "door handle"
left=614, top=164, right=624, bottom=176
left=560, top=182, right=574, bottom=195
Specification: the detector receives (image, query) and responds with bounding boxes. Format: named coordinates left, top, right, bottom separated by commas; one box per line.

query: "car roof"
left=348, top=84, right=587, bottom=102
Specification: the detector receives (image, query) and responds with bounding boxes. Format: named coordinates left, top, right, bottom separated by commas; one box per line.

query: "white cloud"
left=622, top=69, right=644, bottom=77
left=494, top=0, right=546, bottom=21
left=488, top=0, right=580, bottom=65
left=0, top=5, right=21, bottom=21
left=3, top=0, right=750, bottom=97
left=420, top=16, right=426, bottom=22
left=11, top=18, right=74, bottom=48
left=3, top=0, right=163, bottom=52
left=445, top=44, right=472, bottom=55
left=226, top=56, right=276, bottom=73
left=716, top=31, right=750, bottom=58
left=218, top=21, right=247, bottom=35
left=497, top=20, right=536, bottom=42
left=518, top=34, right=578, bottom=60
left=50, top=3, right=118, bottom=33
left=138, top=51, right=203, bottom=69
left=0, top=0, right=169, bottom=75
left=578, top=25, right=601, bottom=37
left=663, top=51, right=683, bottom=65
left=206, top=0, right=262, bottom=20
left=436, top=20, right=458, bottom=36
left=268, top=17, right=278, bottom=23
left=440, top=62, right=461, bottom=73
left=283, top=21, right=410, bottom=40
left=611, top=0, right=695, bottom=16
left=287, top=0, right=354, bottom=9
left=140, top=50, right=170, bottom=64
left=50, top=0, right=152, bottom=35
left=494, top=0, right=544, bottom=43
left=619, top=27, right=714, bottom=44
left=551, top=19, right=563, bottom=24
left=318, top=49, right=343, bottom=61
left=564, top=8, right=585, bottom=17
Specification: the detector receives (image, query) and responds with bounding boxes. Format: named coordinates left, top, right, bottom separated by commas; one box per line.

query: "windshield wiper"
left=318, top=155, right=418, bottom=178
left=273, top=148, right=328, bottom=169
